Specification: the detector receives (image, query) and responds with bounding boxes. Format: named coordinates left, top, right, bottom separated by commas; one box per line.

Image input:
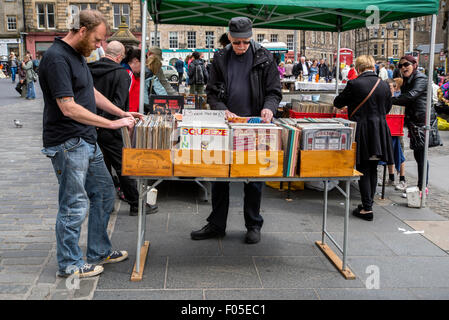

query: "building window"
left=373, top=44, right=378, bottom=56
left=286, top=34, right=294, bottom=50
left=381, top=44, right=385, bottom=56
left=169, top=31, right=178, bottom=49
left=257, top=34, right=265, bottom=43
left=36, top=3, right=55, bottom=29
left=373, top=29, right=378, bottom=38
left=151, top=31, right=160, bottom=47
left=205, top=31, right=214, bottom=49
left=393, top=44, right=398, bottom=56
left=187, top=31, right=196, bottom=48
left=71, top=3, right=97, bottom=11
left=7, top=16, right=17, bottom=31
left=113, top=3, right=130, bottom=28
left=393, top=29, right=398, bottom=38
left=270, top=34, right=278, bottom=42
left=381, top=28, right=385, bottom=37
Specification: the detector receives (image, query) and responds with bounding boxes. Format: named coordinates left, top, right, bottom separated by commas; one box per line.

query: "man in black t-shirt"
left=39, top=10, right=141, bottom=279
left=191, top=17, right=282, bottom=244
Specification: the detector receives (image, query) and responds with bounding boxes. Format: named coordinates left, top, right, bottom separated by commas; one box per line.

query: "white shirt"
left=301, top=63, right=309, bottom=76
left=378, top=67, right=388, bottom=81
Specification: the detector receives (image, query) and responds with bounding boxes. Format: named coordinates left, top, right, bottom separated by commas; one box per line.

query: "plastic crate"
left=332, top=113, right=404, bottom=136
left=289, top=109, right=335, bottom=119
left=386, top=114, right=405, bottom=136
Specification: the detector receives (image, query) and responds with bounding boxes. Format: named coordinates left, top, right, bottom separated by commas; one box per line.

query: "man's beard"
left=76, top=34, right=95, bottom=57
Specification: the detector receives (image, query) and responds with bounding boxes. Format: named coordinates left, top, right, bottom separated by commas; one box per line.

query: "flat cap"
left=228, top=17, right=252, bottom=38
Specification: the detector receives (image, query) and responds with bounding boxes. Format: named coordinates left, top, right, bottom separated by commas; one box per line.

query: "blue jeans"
left=41, top=137, right=115, bottom=274
left=26, top=81, right=36, bottom=99
left=10, top=67, right=17, bottom=82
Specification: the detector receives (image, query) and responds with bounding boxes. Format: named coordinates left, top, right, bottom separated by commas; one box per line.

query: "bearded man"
left=39, top=10, right=141, bottom=278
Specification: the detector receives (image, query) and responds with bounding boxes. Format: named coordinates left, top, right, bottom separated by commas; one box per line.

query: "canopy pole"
left=335, top=15, right=342, bottom=95
left=139, top=0, right=148, bottom=115
left=420, top=14, right=437, bottom=208
left=335, top=30, right=341, bottom=95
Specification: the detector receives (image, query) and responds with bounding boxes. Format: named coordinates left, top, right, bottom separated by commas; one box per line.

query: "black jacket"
left=89, top=57, right=131, bottom=120
left=188, top=59, right=208, bottom=85
left=206, top=40, right=282, bottom=116
left=334, top=71, right=394, bottom=164
left=318, top=63, right=330, bottom=78
left=292, top=62, right=310, bottom=78
left=391, top=71, right=432, bottom=127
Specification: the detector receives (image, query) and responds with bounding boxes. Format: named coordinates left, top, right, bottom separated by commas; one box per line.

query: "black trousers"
left=356, top=160, right=379, bottom=212
left=97, top=128, right=139, bottom=206
left=413, top=148, right=429, bottom=190
left=207, top=182, right=264, bottom=231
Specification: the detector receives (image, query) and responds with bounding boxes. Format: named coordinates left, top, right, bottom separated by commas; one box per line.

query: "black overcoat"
left=334, top=71, right=394, bottom=165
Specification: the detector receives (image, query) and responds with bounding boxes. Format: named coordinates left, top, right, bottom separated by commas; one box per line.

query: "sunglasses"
left=232, top=40, right=251, bottom=45
left=398, top=62, right=413, bottom=68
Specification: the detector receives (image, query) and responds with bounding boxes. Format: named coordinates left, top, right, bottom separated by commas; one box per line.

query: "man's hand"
left=225, top=110, right=238, bottom=119
left=260, top=108, right=273, bottom=123
left=110, top=116, right=136, bottom=130
left=124, top=111, right=144, bottom=121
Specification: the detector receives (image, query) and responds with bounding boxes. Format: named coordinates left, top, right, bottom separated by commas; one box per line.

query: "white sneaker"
left=395, top=181, right=408, bottom=192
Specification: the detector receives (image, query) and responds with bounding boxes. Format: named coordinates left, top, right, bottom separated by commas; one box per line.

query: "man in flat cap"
left=191, top=16, right=282, bottom=244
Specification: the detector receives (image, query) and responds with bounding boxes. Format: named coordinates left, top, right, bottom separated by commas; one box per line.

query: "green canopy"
left=148, top=0, right=439, bottom=32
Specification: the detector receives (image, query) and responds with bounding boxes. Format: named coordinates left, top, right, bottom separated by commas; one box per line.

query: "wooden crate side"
left=173, top=150, right=230, bottom=177
left=122, top=149, right=173, bottom=176
left=299, top=148, right=355, bottom=177
left=231, top=151, right=284, bottom=177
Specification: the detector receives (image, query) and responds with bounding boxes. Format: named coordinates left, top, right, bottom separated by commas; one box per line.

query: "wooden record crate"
left=298, top=143, right=356, bottom=178
left=230, top=151, right=284, bottom=177
left=173, top=149, right=230, bottom=177
left=122, top=148, right=173, bottom=177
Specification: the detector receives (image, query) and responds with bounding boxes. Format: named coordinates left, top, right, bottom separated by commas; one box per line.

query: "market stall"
left=130, top=0, right=440, bottom=281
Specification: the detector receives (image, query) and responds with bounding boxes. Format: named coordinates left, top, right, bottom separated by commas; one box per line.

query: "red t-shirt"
left=127, top=69, right=140, bottom=112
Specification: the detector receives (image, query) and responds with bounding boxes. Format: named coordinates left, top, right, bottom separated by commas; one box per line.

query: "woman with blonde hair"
left=278, top=61, right=285, bottom=79
left=334, top=55, right=394, bottom=221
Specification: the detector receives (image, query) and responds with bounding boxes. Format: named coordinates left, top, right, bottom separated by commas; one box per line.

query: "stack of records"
left=296, top=123, right=353, bottom=150
left=122, top=114, right=175, bottom=149
left=273, top=120, right=301, bottom=177
left=179, top=123, right=230, bottom=151
left=148, top=95, right=183, bottom=115
left=229, top=123, right=282, bottom=151
left=291, top=100, right=334, bottom=113
left=390, top=105, right=405, bottom=115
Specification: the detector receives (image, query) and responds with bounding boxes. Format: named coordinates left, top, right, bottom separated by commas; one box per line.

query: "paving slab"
left=316, top=288, right=418, bottom=300
left=94, top=289, right=204, bottom=300
left=204, top=288, right=318, bottom=300
left=404, top=220, right=449, bottom=251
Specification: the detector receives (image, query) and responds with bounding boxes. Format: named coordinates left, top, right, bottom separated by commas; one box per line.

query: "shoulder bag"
left=349, top=78, right=381, bottom=118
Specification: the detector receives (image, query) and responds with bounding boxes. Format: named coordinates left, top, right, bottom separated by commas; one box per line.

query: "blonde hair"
left=355, top=55, right=375, bottom=73
left=146, top=54, right=162, bottom=75
left=393, top=77, right=403, bottom=89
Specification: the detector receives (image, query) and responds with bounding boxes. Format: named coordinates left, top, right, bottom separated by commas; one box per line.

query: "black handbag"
left=408, top=117, right=442, bottom=150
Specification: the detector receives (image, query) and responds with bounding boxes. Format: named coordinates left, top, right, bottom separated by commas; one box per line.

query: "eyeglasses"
left=398, top=62, right=412, bottom=68
left=232, top=40, right=251, bottom=45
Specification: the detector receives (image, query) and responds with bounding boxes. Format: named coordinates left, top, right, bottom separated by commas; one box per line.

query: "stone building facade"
left=22, top=0, right=143, bottom=58
left=0, top=0, right=25, bottom=58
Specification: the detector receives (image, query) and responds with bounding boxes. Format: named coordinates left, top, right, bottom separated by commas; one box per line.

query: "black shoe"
left=129, top=204, right=158, bottom=216
left=352, top=208, right=373, bottom=221
left=191, top=223, right=225, bottom=240
left=245, top=228, right=261, bottom=244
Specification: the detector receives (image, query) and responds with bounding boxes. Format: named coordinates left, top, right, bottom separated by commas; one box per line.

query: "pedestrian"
left=8, top=52, right=18, bottom=83
left=39, top=9, right=140, bottom=278
left=22, top=53, right=36, bottom=100
left=308, top=59, right=318, bottom=81
left=175, top=56, right=184, bottom=85
left=218, top=32, right=231, bottom=48
left=284, top=59, right=294, bottom=79
left=146, top=46, right=177, bottom=95
left=188, top=51, right=208, bottom=94
left=292, top=56, right=310, bottom=80
left=392, top=55, right=436, bottom=195
left=121, top=47, right=142, bottom=112
left=347, top=64, right=358, bottom=80
left=378, top=63, right=388, bottom=81
left=318, top=58, right=330, bottom=82
left=89, top=40, right=159, bottom=216
left=184, top=55, right=191, bottom=85
left=334, top=55, right=394, bottom=221
left=278, top=61, right=285, bottom=79
left=387, top=64, right=394, bottom=79
left=191, top=16, right=282, bottom=244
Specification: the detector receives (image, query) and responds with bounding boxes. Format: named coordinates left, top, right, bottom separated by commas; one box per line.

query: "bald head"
left=104, top=41, right=125, bottom=63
